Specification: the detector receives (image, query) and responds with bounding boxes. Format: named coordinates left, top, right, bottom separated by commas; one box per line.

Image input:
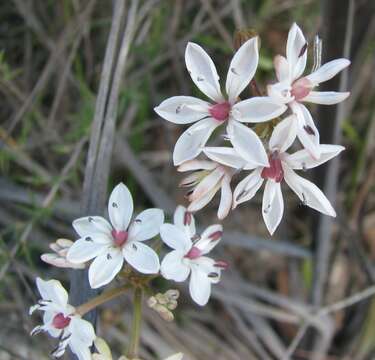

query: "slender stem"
left=76, top=284, right=131, bottom=316
left=127, top=287, right=143, bottom=359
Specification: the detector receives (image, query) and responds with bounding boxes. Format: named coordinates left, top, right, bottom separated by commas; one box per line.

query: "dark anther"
left=208, top=272, right=219, bottom=278
left=88, top=217, right=93, bottom=222
left=303, top=125, right=315, bottom=136
left=299, top=42, right=308, bottom=57
left=85, top=236, right=93, bottom=241
left=112, top=202, right=118, bottom=208
left=132, top=243, right=138, bottom=251
left=197, top=76, right=204, bottom=82
left=231, top=67, right=238, bottom=75
left=107, top=253, right=112, bottom=260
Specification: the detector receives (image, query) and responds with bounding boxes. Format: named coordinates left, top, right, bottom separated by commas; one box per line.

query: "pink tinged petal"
left=227, top=120, right=269, bottom=167
left=173, top=205, right=196, bottom=237
left=196, top=224, right=223, bottom=254
left=88, top=248, right=124, bottom=289
left=267, top=82, right=293, bottom=104
left=231, top=97, right=287, bottom=123
left=41, top=253, right=85, bottom=269
left=36, top=278, right=68, bottom=308
left=190, top=167, right=223, bottom=201
left=66, top=239, right=108, bottom=264
left=274, top=55, right=290, bottom=82
left=306, top=58, right=350, bottom=86
left=226, top=37, right=259, bottom=103
left=269, top=115, right=298, bottom=153
left=217, top=176, right=232, bottom=219
left=232, top=169, right=263, bottom=207
left=187, top=182, right=220, bottom=212
left=262, top=180, right=284, bottom=235
left=189, top=267, right=212, bottom=306
left=160, top=223, right=192, bottom=252
left=285, top=144, right=345, bottom=170
left=283, top=166, right=336, bottom=217
left=154, top=96, right=210, bottom=124
left=203, top=147, right=248, bottom=169
left=286, top=23, right=307, bottom=81
left=177, top=159, right=217, bottom=172
left=185, top=42, right=223, bottom=102
left=301, top=91, right=350, bottom=105
left=292, top=102, right=321, bottom=159
left=123, top=241, right=160, bottom=274
left=108, top=183, right=134, bottom=232
left=128, top=208, right=164, bottom=242
left=72, top=216, right=112, bottom=238
left=173, top=118, right=221, bottom=166
left=161, top=250, right=190, bottom=281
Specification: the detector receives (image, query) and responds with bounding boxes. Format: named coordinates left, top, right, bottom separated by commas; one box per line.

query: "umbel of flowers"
left=30, top=23, right=349, bottom=359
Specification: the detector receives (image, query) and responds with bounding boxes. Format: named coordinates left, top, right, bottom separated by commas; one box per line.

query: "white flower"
left=178, top=159, right=236, bottom=219
left=204, top=117, right=344, bottom=235
left=154, top=38, right=286, bottom=166
left=160, top=206, right=227, bottom=306
left=41, top=239, right=85, bottom=269
left=67, top=183, right=163, bottom=289
left=29, top=278, right=96, bottom=360
left=267, top=23, right=350, bottom=159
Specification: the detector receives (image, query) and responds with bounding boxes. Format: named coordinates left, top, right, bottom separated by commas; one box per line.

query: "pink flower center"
left=261, top=152, right=284, bottom=183
left=291, top=78, right=312, bottom=101
left=184, top=246, right=202, bottom=260
left=215, top=260, right=229, bottom=269
left=209, top=101, right=231, bottom=121
left=111, top=230, right=128, bottom=247
left=52, top=313, right=71, bottom=329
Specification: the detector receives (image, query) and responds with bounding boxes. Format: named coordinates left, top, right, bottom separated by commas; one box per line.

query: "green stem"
left=76, top=284, right=131, bottom=316
left=127, top=287, right=143, bottom=359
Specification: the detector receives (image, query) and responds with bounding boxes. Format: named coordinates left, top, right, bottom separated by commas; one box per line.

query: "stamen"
left=208, top=272, right=219, bottom=279
left=111, top=230, right=128, bottom=247
left=209, top=102, right=231, bottom=122
left=215, top=260, right=229, bottom=269
left=209, top=231, right=223, bottom=241
left=303, top=125, right=315, bottom=136
left=298, top=42, right=308, bottom=58
left=230, top=67, right=239, bottom=75
left=312, top=35, right=322, bottom=72
left=183, top=211, right=192, bottom=226
left=261, top=151, right=284, bottom=183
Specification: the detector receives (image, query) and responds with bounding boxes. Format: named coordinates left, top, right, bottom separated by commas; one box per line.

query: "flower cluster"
left=155, top=23, right=349, bottom=234
left=31, top=184, right=225, bottom=359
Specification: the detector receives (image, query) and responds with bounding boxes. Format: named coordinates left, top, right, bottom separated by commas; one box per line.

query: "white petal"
left=292, top=102, right=321, bottom=159
left=70, top=317, right=96, bottom=345
left=88, top=248, right=123, bottom=289
left=232, top=169, right=263, bottom=207
left=196, top=224, right=223, bottom=254
left=269, top=115, right=298, bottom=153
left=173, top=205, right=196, bottom=237
left=41, top=253, right=85, bottom=269
left=154, top=96, right=210, bottom=124
left=185, top=42, right=223, bottom=102
left=177, top=159, right=217, bottom=172
left=274, top=55, right=290, bottom=82
left=262, top=180, right=284, bottom=235
left=123, top=241, right=160, bottom=274
left=188, top=182, right=220, bottom=212
left=69, top=338, right=92, bottom=360
left=301, top=91, right=350, bottom=105
left=227, top=120, right=269, bottom=167
left=189, top=267, right=212, bottom=306
left=231, top=97, right=287, bottom=123
left=128, top=208, right=164, bottom=242
left=217, top=176, right=232, bottom=219
left=306, top=59, right=350, bottom=85
left=173, top=118, right=221, bottom=166
left=190, top=167, right=223, bottom=201
left=72, top=216, right=112, bottom=237
left=283, top=166, right=336, bottom=216
left=286, top=23, right=307, bottom=80
left=226, top=37, right=259, bottom=102
left=285, top=144, right=345, bottom=170
left=161, top=250, right=190, bottom=282
left=203, top=146, right=247, bottom=169
left=67, top=239, right=108, bottom=264
left=160, top=223, right=192, bottom=252
left=36, top=278, right=68, bottom=308
left=267, top=82, right=293, bottom=104
left=108, top=183, right=133, bottom=231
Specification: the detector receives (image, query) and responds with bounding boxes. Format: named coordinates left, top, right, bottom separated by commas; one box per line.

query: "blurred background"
left=1, top=0, right=375, bottom=359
